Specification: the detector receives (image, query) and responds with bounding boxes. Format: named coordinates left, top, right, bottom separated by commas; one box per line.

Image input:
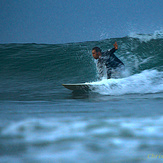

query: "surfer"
left=92, top=42, right=124, bottom=79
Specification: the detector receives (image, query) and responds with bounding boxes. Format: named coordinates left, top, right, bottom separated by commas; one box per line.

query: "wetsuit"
left=97, top=48, right=124, bottom=79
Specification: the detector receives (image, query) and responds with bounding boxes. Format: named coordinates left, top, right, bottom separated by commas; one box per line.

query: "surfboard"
left=62, top=83, right=92, bottom=91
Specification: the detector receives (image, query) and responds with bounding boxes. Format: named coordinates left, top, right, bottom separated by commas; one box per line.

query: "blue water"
left=0, top=32, right=163, bottom=162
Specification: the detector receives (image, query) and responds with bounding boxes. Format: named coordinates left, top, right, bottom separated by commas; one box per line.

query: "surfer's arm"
left=110, top=42, right=118, bottom=53
left=105, top=48, right=117, bottom=56
left=106, top=42, right=118, bottom=56
left=109, top=48, right=117, bottom=54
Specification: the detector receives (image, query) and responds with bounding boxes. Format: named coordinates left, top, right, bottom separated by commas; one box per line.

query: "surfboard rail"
left=62, top=83, right=91, bottom=91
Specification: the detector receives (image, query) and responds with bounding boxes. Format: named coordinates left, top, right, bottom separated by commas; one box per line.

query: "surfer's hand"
left=114, top=42, right=118, bottom=50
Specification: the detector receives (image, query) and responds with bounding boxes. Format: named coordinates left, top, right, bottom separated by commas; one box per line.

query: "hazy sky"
left=0, top=0, right=163, bottom=44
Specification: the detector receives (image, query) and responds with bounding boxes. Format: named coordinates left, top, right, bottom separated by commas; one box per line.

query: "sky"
left=0, top=0, right=163, bottom=44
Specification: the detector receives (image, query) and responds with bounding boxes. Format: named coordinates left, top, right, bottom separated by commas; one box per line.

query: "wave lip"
left=128, top=30, right=163, bottom=42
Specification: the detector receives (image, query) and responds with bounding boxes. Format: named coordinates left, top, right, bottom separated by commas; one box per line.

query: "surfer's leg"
left=120, top=64, right=125, bottom=71
left=114, top=65, right=125, bottom=78
left=107, top=69, right=112, bottom=79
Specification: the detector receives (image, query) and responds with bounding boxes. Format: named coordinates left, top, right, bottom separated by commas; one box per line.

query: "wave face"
left=0, top=32, right=163, bottom=99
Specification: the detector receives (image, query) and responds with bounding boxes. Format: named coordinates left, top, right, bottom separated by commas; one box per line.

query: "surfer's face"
left=92, top=50, right=99, bottom=59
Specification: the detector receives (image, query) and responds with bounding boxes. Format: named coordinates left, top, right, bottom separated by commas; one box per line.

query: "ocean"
left=0, top=32, right=163, bottom=162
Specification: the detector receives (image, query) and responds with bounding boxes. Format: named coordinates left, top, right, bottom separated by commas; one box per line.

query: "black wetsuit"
left=97, top=48, right=124, bottom=79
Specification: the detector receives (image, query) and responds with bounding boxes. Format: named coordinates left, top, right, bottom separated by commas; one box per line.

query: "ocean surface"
left=0, top=32, right=163, bottom=162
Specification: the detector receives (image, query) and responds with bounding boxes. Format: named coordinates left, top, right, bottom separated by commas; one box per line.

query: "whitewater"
left=0, top=32, right=163, bottom=162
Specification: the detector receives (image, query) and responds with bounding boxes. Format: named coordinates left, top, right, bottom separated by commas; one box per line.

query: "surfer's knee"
left=107, top=70, right=112, bottom=79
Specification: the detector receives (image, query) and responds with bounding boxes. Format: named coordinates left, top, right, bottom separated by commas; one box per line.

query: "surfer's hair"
left=92, top=47, right=101, bottom=53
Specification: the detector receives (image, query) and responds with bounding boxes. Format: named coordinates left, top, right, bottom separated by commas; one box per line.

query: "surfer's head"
left=92, top=47, right=101, bottom=59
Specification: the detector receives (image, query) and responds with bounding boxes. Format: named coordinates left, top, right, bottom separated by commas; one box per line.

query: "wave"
left=0, top=31, right=163, bottom=97
left=1, top=116, right=163, bottom=162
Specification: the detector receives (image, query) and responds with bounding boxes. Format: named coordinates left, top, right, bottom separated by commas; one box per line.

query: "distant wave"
left=1, top=116, right=163, bottom=162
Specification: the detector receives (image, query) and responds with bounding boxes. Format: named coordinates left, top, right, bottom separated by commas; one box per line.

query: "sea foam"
left=87, top=70, right=163, bottom=95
